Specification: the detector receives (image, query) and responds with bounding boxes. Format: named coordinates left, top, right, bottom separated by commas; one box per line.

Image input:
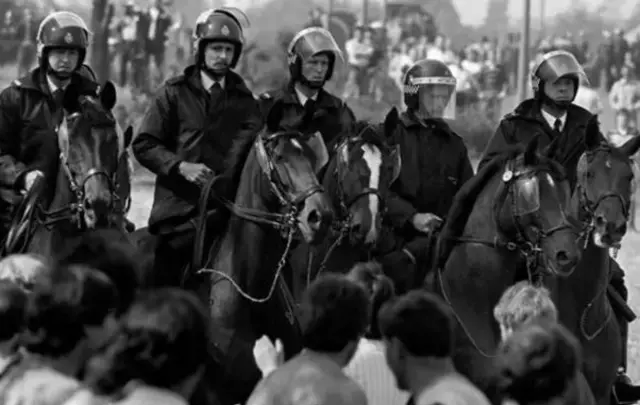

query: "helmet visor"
left=536, top=51, right=589, bottom=87
left=213, top=6, right=250, bottom=29
left=289, top=27, right=344, bottom=64
left=406, top=76, right=457, bottom=120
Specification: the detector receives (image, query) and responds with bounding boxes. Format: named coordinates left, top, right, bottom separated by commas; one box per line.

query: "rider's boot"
left=610, top=265, right=640, bottom=405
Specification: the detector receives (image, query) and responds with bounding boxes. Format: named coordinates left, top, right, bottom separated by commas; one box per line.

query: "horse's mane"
left=438, top=144, right=565, bottom=266
left=224, top=127, right=260, bottom=190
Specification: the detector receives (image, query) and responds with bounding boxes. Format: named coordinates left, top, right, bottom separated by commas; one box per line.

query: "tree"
left=89, top=0, right=113, bottom=83
left=482, top=0, right=509, bottom=39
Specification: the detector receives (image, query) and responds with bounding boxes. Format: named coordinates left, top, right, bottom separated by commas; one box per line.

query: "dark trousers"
left=152, top=228, right=195, bottom=287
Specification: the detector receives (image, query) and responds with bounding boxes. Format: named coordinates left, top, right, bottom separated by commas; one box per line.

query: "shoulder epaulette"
left=260, top=92, right=272, bottom=100
left=12, top=79, right=22, bottom=87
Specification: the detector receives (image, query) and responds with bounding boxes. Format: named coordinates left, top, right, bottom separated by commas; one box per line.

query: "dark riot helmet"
left=287, top=27, right=344, bottom=88
left=37, top=11, right=90, bottom=71
left=403, top=59, right=457, bottom=119
left=531, top=50, right=588, bottom=105
left=193, top=7, right=250, bottom=69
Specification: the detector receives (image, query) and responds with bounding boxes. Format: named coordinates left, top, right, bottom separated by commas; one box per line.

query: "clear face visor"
left=537, top=51, right=589, bottom=87
left=513, top=175, right=541, bottom=215
left=39, top=12, right=91, bottom=35
left=407, top=77, right=457, bottom=119
left=289, top=27, right=345, bottom=65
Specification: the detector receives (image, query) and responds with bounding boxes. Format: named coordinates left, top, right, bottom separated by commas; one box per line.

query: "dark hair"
left=22, top=265, right=117, bottom=357
left=85, top=288, right=210, bottom=396
left=0, top=280, right=27, bottom=341
left=378, top=290, right=454, bottom=358
left=55, top=229, right=140, bottom=315
left=493, top=321, right=580, bottom=404
left=346, top=262, right=395, bottom=339
left=300, top=274, right=370, bottom=353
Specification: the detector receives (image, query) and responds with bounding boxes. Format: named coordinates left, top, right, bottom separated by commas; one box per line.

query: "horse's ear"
left=384, top=107, right=399, bottom=138
left=266, top=100, right=284, bottom=132
left=523, top=135, right=540, bottom=166
left=99, top=81, right=117, bottom=111
left=585, top=115, right=602, bottom=151
left=123, top=125, right=133, bottom=148
left=62, top=85, right=80, bottom=113
left=619, top=135, right=640, bottom=157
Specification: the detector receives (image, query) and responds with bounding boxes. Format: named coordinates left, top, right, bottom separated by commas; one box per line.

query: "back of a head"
left=494, top=282, right=557, bottom=331
left=378, top=290, right=454, bottom=358
left=85, top=288, right=210, bottom=396
left=0, top=253, right=49, bottom=292
left=493, top=322, right=580, bottom=404
left=55, top=229, right=140, bottom=315
left=347, top=261, right=395, bottom=339
left=0, top=280, right=27, bottom=342
left=300, top=274, right=370, bottom=353
left=23, top=264, right=117, bottom=357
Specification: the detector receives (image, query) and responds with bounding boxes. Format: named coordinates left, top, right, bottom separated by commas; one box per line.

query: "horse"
left=200, top=99, right=334, bottom=404
left=288, top=107, right=402, bottom=299
left=4, top=81, right=132, bottom=259
left=546, top=116, right=640, bottom=405
left=433, top=136, right=581, bottom=390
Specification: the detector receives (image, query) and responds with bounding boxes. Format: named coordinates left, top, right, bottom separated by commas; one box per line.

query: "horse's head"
left=58, top=81, right=132, bottom=229
left=497, top=136, right=579, bottom=276
left=575, top=116, right=640, bottom=248
left=256, top=100, right=333, bottom=244
left=332, top=108, right=401, bottom=245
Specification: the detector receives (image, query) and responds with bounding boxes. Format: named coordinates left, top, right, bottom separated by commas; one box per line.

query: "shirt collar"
left=541, top=108, right=567, bottom=131
left=200, top=71, right=225, bottom=91
left=46, top=75, right=69, bottom=94
left=294, top=86, right=318, bottom=106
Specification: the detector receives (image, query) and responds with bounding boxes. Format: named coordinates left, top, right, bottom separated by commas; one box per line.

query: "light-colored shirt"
left=200, top=71, right=225, bottom=91
left=415, top=374, right=491, bottom=405
left=609, top=78, right=640, bottom=112
left=541, top=109, right=567, bottom=131
left=344, top=338, right=409, bottom=405
left=573, top=85, right=603, bottom=115
left=47, top=75, right=69, bottom=94
left=294, top=86, right=317, bottom=106
left=148, top=7, right=159, bottom=40
left=345, top=38, right=373, bottom=67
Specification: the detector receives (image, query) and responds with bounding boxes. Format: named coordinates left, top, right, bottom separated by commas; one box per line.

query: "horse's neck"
left=49, top=166, right=73, bottom=210
left=322, top=158, right=341, bottom=211
left=463, top=175, right=504, bottom=243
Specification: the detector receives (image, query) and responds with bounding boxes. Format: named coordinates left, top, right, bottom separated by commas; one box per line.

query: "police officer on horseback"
left=259, top=27, right=355, bottom=146
left=479, top=49, right=640, bottom=403
left=132, top=7, right=262, bottom=287
left=0, top=11, right=132, bottom=245
left=378, top=59, right=474, bottom=293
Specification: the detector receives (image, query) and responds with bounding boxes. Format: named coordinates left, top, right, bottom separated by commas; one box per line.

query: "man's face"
left=48, top=48, right=80, bottom=76
left=617, top=113, right=631, bottom=129
left=543, top=77, right=575, bottom=104
left=204, top=41, right=235, bottom=74
left=302, top=53, right=330, bottom=84
left=622, top=66, right=630, bottom=79
left=418, top=84, right=452, bottom=117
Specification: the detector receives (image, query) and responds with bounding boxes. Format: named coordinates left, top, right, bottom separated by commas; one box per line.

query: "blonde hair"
left=494, top=281, right=557, bottom=331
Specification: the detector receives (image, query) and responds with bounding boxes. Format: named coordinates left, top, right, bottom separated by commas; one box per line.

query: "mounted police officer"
left=378, top=59, right=474, bottom=293
left=478, top=49, right=640, bottom=403
left=131, top=7, right=262, bottom=287
left=0, top=11, right=132, bottom=244
left=259, top=27, right=355, bottom=146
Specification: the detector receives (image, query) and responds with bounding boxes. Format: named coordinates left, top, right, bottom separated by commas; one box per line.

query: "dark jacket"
left=478, top=99, right=598, bottom=189
left=387, top=112, right=474, bottom=233
left=258, top=84, right=355, bottom=147
left=132, top=66, right=262, bottom=232
left=0, top=68, right=99, bottom=215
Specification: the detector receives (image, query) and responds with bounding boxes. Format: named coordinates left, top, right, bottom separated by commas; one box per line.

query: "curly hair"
left=494, top=281, right=557, bottom=331
left=84, top=288, right=210, bottom=396
left=346, top=261, right=395, bottom=339
left=493, top=322, right=580, bottom=404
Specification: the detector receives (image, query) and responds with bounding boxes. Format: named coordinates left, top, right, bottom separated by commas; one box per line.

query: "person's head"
left=85, top=288, right=210, bottom=401
left=493, top=322, right=580, bottom=405
left=353, top=27, right=363, bottom=40
left=288, top=27, right=344, bottom=90
left=193, top=8, right=248, bottom=79
left=379, top=290, right=455, bottom=390
left=346, top=261, right=395, bottom=339
left=0, top=280, right=27, bottom=350
left=37, top=11, right=90, bottom=80
left=532, top=50, right=588, bottom=111
left=0, top=254, right=49, bottom=292
left=493, top=281, right=557, bottom=341
left=621, top=64, right=633, bottom=80
left=300, top=274, right=370, bottom=366
left=22, top=264, right=119, bottom=358
left=54, top=229, right=139, bottom=316
left=403, top=59, right=457, bottom=120
left=434, top=34, right=444, bottom=49
left=363, top=29, right=372, bottom=43
left=616, top=108, right=635, bottom=130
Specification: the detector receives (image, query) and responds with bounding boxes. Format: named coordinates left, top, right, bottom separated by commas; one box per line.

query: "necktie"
left=52, top=89, right=64, bottom=107
left=209, top=82, right=222, bottom=105
left=554, top=118, right=562, bottom=133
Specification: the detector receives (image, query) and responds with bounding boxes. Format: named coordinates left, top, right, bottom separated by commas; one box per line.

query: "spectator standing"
left=609, top=64, right=640, bottom=121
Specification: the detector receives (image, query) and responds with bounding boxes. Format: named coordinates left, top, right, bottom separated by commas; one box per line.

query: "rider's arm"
left=477, top=118, right=514, bottom=172
left=387, top=190, right=418, bottom=231
left=457, top=144, right=475, bottom=186
left=0, top=86, right=27, bottom=190
left=131, top=86, right=181, bottom=177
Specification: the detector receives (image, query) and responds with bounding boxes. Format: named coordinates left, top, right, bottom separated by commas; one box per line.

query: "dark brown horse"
left=288, top=107, right=402, bottom=299
left=547, top=117, right=640, bottom=405
left=434, top=136, right=581, bottom=390
left=4, top=81, right=132, bottom=259
left=200, top=100, right=333, bottom=404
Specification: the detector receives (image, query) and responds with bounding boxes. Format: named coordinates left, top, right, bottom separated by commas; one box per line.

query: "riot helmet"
left=531, top=50, right=588, bottom=108
left=288, top=27, right=344, bottom=89
left=36, top=11, right=90, bottom=79
left=403, top=59, right=457, bottom=120
left=194, top=7, right=249, bottom=74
